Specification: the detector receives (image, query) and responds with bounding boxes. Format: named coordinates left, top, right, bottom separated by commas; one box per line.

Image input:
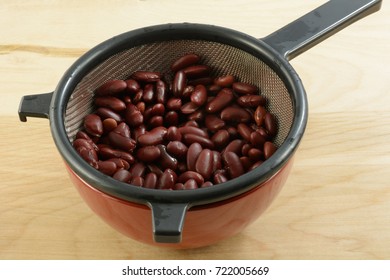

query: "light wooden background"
left=1, top=0, right=389, bottom=259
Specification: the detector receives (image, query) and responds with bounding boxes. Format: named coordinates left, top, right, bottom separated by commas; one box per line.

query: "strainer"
left=19, top=0, right=381, bottom=246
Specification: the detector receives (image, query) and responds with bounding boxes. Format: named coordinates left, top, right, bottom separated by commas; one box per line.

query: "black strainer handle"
left=262, top=0, right=382, bottom=60
left=18, top=92, right=53, bottom=122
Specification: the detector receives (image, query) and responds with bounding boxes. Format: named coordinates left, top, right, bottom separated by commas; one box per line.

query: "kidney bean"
left=187, top=77, right=213, bottom=86
left=187, top=109, right=204, bottom=122
left=108, top=131, right=136, bottom=152
left=214, top=75, right=235, bottom=88
left=205, top=88, right=234, bottom=113
left=132, top=125, right=146, bottom=141
left=164, top=111, right=179, bottom=126
left=155, top=80, right=167, bottom=104
left=129, top=162, right=146, bottom=178
left=240, top=156, right=252, bottom=171
left=76, top=146, right=98, bottom=169
left=220, top=106, right=252, bottom=123
left=223, top=139, right=245, bottom=156
left=223, top=152, right=245, bottom=179
left=195, top=149, right=213, bottom=180
left=133, top=89, right=143, bottom=103
left=97, top=160, right=117, bottom=176
left=232, top=82, right=258, bottom=95
left=183, top=134, right=214, bottom=149
left=180, top=101, right=199, bottom=114
left=149, top=115, right=164, bottom=128
left=182, top=85, right=195, bottom=98
left=264, top=141, right=277, bottom=160
left=107, top=158, right=130, bottom=170
left=98, top=146, right=135, bottom=164
left=113, top=169, right=132, bottom=182
left=138, top=126, right=167, bottom=146
left=73, top=138, right=96, bottom=152
left=112, top=122, right=131, bottom=138
left=254, top=105, right=267, bottom=127
left=165, top=126, right=182, bottom=141
left=136, top=146, right=161, bottom=162
left=147, top=164, right=164, bottom=177
left=248, top=148, right=263, bottom=162
left=173, top=70, right=186, bottom=97
left=184, top=120, right=199, bottom=128
left=84, top=114, right=103, bottom=137
left=186, top=142, right=202, bottom=172
left=95, top=79, right=127, bottom=96
left=211, top=129, right=230, bottom=148
left=171, top=53, right=200, bottom=72
left=190, top=84, right=207, bottom=106
left=241, top=143, right=251, bottom=156
left=178, top=171, right=204, bottom=186
left=205, top=114, right=225, bottom=132
left=167, top=141, right=188, bottom=159
left=184, top=179, right=198, bottom=190
left=237, top=123, right=254, bottom=142
left=213, top=172, right=228, bottom=184
left=178, top=126, right=209, bottom=138
left=143, top=84, right=155, bottom=103
left=157, top=144, right=178, bottom=170
left=201, top=181, right=213, bottom=188
left=102, top=118, right=117, bottom=133
left=142, top=172, right=157, bottom=189
left=130, top=176, right=144, bottom=187
left=237, top=95, right=266, bottom=107
left=157, top=169, right=177, bottom=189
left=125, top=104, right=143, bottom=127
left=226, top=126, right=239, bottom=139
left=264, top=112, right=277, bottom=137
left=95, top=96, right=126, bottom=112
left=131, top=71, right=161, bottom=83
left=166, top=98, right=182, bottom=111
left=174, top=183, right=185, bottom=190
left=125, top=79, right=140, bottom=93
left=183, top=65, right=210, bottom=79
left=95, top=107, right=122, bottom=122
left=212, top=151, right=222, bottom=172
left=250, top=131, right=266, bottom=148
left=207, top=84, right=221, bottom=95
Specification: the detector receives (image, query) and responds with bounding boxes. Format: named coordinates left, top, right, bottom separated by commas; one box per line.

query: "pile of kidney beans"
left=73, top=53, right=278, bottom=190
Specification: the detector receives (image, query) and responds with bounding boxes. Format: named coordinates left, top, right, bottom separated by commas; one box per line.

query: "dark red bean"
left=264, top=112, right=278, bottom=137
left=173, top=70, right=186, bottom=97
left=171, top=54, right=200, bottom=72
left=98, top=147, right=135, bottom=164
left=130, top=176, right=144, bottom=187
left=205, top=88, right=234, bottom=113
left=240, top=156, right=252, bottom=171
left=190, top=84, right=207, bottom=106
left=250, top=131, right=266, bottom=148
left=213, top=172, right=228, bottom=184
left=129, top=162, right=146, bottom=178
left=182, top=134, right=214, bottom=149
left=143, top=84, right=155, bottom=103
left=97, top=160, right=117, bottom=176
left=223, top=152, right=245, bottom=179
left=155, top=80, right=167, bottom=104
left=264, top=141, right=277, bottom=159
left=131, top=71, right=161, bottom=82
left=125, top=104, right=143, bottom=127
left=157, top=144, right=178, bottom=170
left=125, top=79, right=140, bottom=93
left=113, top=169, right=132, bottom=182
left=157, top=169, right=177, bottom=189
left=166, top=126, right=182, bottom=141
left=174, top=183, right=185, bottom=190
left=144, top=172, right=158, bottom=189
left=164, top=111, right=179, bottom=126
left=107, top=158, right=130, bottom=170
left=223, top=139, right=245, bottom=156
left=254, top=106, right=267, bottom=127
left=214, top=75, right=235, bottom=87
left=84, top=114, right=103, bottom=137
left=250, top=161, right=264, bottom=170
left=237, top=95, right=266, bottom=107
left=195, top=149, right=213, bottom=180
left=184, top=179, right=198, bottom=190
left=73, top=138, right=96, bottom=152
left=186, top=143, right=202, bottom=171
left=183, top=65, right=210, bottom=79
left=166, top=98, right=182, bottom=111
left=201, top=181, right=213, bottom=188
left=95, top=107, right=122, bottom=122
left=95, top=96, right=126, bottom=112
left=248, top=148, right=263, bottom=162
left=220, top=106, right=252, bottom=123
left=178, top=171, right=204, bottom=186
left=138, top=126, right=167, bottom=146
left=147, top=164, right=164, bottom=177
left=237, top=123, right=254, bottom=142
left=211, top=129, right=230, bottom=148
left=205, top=114, right=225, bottom=132
left=132, top=125, right=146, bottom=141
left=108, top=131, right=136, bottom=152
left=178, top=126, right=209, bottom=138
left=232, top=82, right=258, bottom=95
left=136, top=146, right=161, bottom=162
left=149, top=115, right=164, bottom=128
left=212, top=150, right=222, bottom=172
left=112, top=122, right=131, bottom=138
left=180, top=102, right=199, bottom=114
left=95, top=79, right=127, bottom=96
left=167, top=141, right=188, bottom=159
left=76, top=146, right=98, bottom=168
left=102, top=118, right=117, bottom=133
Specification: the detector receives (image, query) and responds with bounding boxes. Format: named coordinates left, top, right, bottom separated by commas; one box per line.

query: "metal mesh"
left=65, top=40, right=293, bottom=146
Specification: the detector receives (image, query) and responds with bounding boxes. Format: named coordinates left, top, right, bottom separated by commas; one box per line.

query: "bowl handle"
left=18, top=92, right=53, bottom=122
left=262, top=0, right=382, bottom=60
left=149, top=202, right=189, bottom=243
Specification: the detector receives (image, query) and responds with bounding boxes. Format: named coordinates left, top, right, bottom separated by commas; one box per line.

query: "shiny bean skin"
left=76, top=146, right=98, bottom=168
left=84, top=114, right=103, bottom=137
left=112, top=122, right=131, bottom=138
left=264, top=141, right=277, bottom=159
left=214, top=75, right=235, bottom=88
left=171, top=53, right=200, bottom=72
left=130, top=176, right=144, bottom=187
left=195, top=149, right=213, bottom=180
left=73, top=138, right=96, bottom=152
left=264, top=112, right=278, bottom=137
left=184, top=179, right=198, bottom=190
left=95, top=96, right=126, bottom=112
left=220, top=106, right=252, bottom=123
left=164, top=111, right=179, bottom=126
left=250, top=131, right=267, bottom=148
left=166, top=98, right=182, bottom=111
left=136, top=146, right=161, bottom=162
left=166, top=126, right=182, bottom=141
left=143, top=84, right=155, bottom=103
left=178, top=126, right=209, bottom=138
left=97, top=160, right=117, bottom=176
left=223, top=152, right=245, bottom=179
left=174, top=183, right=185, bottom=190
left=131, top=71, right=161, bottom=83
left=107, top=158, right=130, bottom=170
left=180, top=102, right=199, bottom=114
left=186, top=143, right=202, bottom=172
left=125, top=79, right=140, bottom=93
left=95, top=79, right=127, bottom=96
left=113, top=169, right=132, bottom=182
left=102, top=118, right=117, bottom=133
left=211, top=129, right=230, bottom=148
left=173, top=70, right=186, bottom=97
left=137, top=126, right=167, bottom=146
left=98, top=147, right=135, bottom=164
left=232, top=82, right=258, bottom=95
left=147, top=164, right=164, bottom=177
left=248, top=148, right=263, bottom=162
left=190, top=84, right=207, bottom=106
left=143, top=172, right=158, bottom=189
left=125, top=104, right=143, bottom=127
left=237, top=95, right=266, bottom=107
left=95, top=107, right=122, bottom=122
left=183, top=134, right=214, bottom=149
left=167, top=141, right=188, bottom=159
left=157, top=144, right=178, bottom=170
left=223, top=139, right=245, bottom=155
left=155, top=80, right=167, bottom=104
left=205, top=88, right=234, bottom=113
left=178, top=171, right=204, bottom=186
left=237, top=123, right=254, bottom=142
left=108, top=131, right=136, bottom=152
left=254, top=106, right=267, bottom=127
left=205, top=114, right=225, bottom=132
left=157, top=169, right=177, bottom=189
left=213, top=172, right=228, bottom=184
left=183, top=65, right=210, bottom=79
left=129, top=162, right=146, bottom=178
left=201, top=181, right=214, bottom=188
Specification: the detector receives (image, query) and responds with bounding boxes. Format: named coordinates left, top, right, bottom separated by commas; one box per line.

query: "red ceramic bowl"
left=18, top=1, right=380, bottom=248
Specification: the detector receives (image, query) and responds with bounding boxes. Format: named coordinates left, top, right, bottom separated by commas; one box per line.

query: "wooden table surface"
left=1, top=0, right=389, bottom=260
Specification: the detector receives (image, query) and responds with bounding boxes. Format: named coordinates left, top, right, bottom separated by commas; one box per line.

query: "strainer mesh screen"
left=65, top=40, right=293, bottom=146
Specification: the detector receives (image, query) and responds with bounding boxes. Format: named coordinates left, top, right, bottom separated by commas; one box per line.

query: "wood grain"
left=1, top=0, right=389, bottom=259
